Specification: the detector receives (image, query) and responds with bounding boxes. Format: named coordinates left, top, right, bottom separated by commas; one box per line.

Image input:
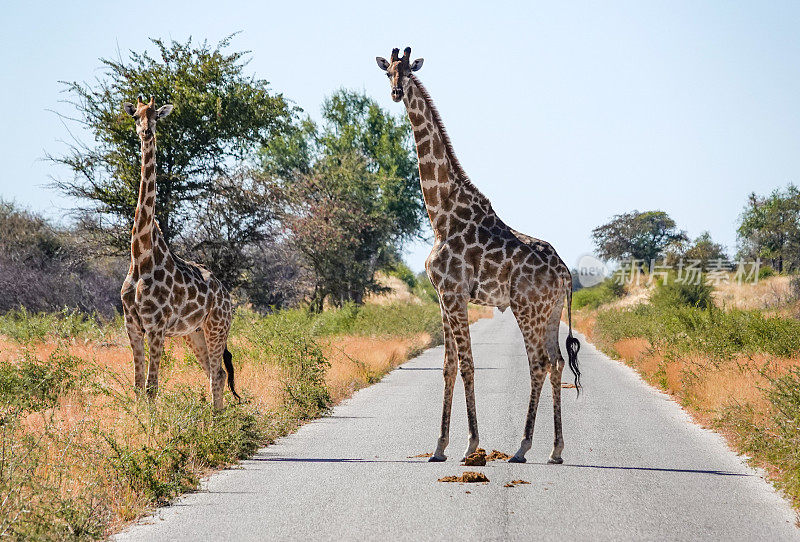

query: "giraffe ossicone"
left=377, top=47, right=581, bottom=463
left=120, top=96, right=239, bottom=409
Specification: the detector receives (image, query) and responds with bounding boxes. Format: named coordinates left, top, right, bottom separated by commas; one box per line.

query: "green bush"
left=385, top=261, right=418, bottom=289
left=572, top=280, right=625, bottom=310
left=412, top=272, right=439, bottom=305
left=0, top=348, right=85, bottom=414
left=758, top=266, right=776, bottom=279
left=0, top=307, right=110, bottom=343
left=651, top=278, right=713, bottom=309
left=103, top=390, right=266, bottom=505
left=722, top=367, right=800, bottom=507
left=232, top=302, right=442, bottom=342
left=595, top=302, right=800, bottom=359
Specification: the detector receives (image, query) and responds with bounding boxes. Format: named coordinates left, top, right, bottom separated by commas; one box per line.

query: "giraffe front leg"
left=443, top=294, right=479, bottom=461
left=145, top=327, right=166, bottom=398
left=123, top=308, right=146, bottom=392
left=430, top=308, right=457, bottom=462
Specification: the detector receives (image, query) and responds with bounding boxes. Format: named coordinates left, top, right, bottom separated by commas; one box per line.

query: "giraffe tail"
left=223, top=347, right=241, bottom=402
left=565, top=281, right=582, bottom=396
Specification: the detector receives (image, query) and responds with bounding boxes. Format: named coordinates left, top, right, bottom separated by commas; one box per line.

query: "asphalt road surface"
left=116, top=309, right=798, bottom=541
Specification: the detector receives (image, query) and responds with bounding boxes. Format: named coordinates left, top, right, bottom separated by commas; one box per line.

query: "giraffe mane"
left=409, top=74, right=494, bottom=212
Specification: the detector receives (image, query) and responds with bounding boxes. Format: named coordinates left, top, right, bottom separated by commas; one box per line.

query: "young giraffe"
left=377, top=48, right=581, bottom=463
left=120, top=96, right=239, bottom=409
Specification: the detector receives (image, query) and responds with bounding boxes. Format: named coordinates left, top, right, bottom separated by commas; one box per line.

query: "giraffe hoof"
left=428, top=455, right=447, bottom=462
left=547, top=457, right=564, bottom=465
left=508, top=456, right=527, bottom=464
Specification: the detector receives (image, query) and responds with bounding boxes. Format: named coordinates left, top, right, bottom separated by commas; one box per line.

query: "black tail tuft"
left=566, top=335, right=581, bottom=395
left=565, top=280, right=582, bottom=397
left=223, top=347, right=241, bottom=402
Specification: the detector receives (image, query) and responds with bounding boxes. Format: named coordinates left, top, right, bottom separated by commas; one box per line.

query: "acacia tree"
left=280, top=153, right=395, bottom=311
left=737, top=185, right=800, bottom=273
left=592, top=210, right=687, bottom=263
left=50, top=36, right=296, bottom=263
left=262, top=89, right=424, bottom=309
left=682, top=231, right=729, bottom=267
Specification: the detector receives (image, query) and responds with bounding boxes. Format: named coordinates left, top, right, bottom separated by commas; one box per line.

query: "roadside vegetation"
left=0, top=296, right=489, bottom=539
left=574, top=187, right=800, bottom=517
left=0, top=34, right=493, bottom=539
left=572, top=274, right=800, bottom=515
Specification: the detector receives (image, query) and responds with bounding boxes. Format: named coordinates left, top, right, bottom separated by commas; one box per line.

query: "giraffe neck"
left=131, top=137, right=158, bottom=263
left=403, top=75, right=492, bottom=239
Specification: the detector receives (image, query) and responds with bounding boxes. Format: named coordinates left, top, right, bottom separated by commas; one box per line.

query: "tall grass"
left=0, top=307, right=114, bottom=343
left=571, top=280, right=625, bottom=310
left=721, top=367, right=800, bottom=508
left=232, top=302, right=443, bottom=342
left=595, top=303, right=800, bottom=359
left=587, top=280, right=800, bottom=512
left=0, top=299, right=449, bottom=539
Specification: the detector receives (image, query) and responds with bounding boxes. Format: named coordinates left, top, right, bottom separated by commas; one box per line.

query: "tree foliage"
left=43, top=39, right=423, bottom=313
left=262, top=89, right=423, bottom=310
left=592, top=210, right=687, bottom=263
left=738, top=185, right=800, bottom=273
left=50, top=35, right=295, bottom=253
left=0, top=200, right=121, bottom=316
left=682, top=231, right=729, bottom=267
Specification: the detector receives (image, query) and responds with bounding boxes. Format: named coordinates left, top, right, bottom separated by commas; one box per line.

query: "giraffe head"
left=376, top=47, right=424, bottom=102
left=123, top=96, right=173, bottom=140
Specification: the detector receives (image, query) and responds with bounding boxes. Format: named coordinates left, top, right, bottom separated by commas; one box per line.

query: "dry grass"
left=322, top=334, right=432, bottom=403
left=365, top=273, right=421, bottom=305
left=714, top=275, right=793, bottom=311
left=607, top=335, right=800, bottom=428
left=0, top=293, right=496, bottom=538
left=573, top=277, right=800, bottom=517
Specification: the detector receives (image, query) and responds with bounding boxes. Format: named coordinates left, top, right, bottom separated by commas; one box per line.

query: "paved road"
left=116, top=310, right=798, bottom=541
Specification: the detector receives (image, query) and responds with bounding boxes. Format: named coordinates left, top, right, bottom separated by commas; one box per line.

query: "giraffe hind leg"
left=509, top=304, right=548, bottom=463
left=185, top=328, right=212, bottom=378
left=546, top=296, right=566, bottom=464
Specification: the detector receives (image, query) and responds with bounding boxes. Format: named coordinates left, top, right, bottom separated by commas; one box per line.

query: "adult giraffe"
left=376, top=48, right=580, bottom=463
left=120, top=96, right=239, bottom=409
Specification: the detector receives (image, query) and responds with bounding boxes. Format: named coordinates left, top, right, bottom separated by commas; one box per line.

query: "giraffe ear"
left=376, top=57, right=389, bottom=71
left=123, top=102, right=136, bottom=117
left=410, top=58, right=424, bottom=72
left=156, top=104, right=174, bottom=119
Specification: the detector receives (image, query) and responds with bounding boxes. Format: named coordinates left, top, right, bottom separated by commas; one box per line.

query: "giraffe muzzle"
left=391, top=87, right=404, bottom=102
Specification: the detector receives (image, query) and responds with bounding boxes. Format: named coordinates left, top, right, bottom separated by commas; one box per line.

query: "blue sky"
left=2, top=1, right=799, bottom=272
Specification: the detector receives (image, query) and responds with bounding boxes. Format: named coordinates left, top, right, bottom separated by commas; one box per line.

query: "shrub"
left=0, top=200, right=123, bottom=318
left=0, top=307, right=109, bottom=343
left=722, top=367, right=800, bottom=507
left=385, top=261, right=418, bottom=289
left=0, top=348, right=85, bottom=414
left=412, top=272, right=439, bottom=304
left=651, top=278, right=713, bottom=309
left=758, top=266, right=776, bottom=279
left=572, top=280, right=625, bottom=310
left=595, top=302, right=800, bottom=359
